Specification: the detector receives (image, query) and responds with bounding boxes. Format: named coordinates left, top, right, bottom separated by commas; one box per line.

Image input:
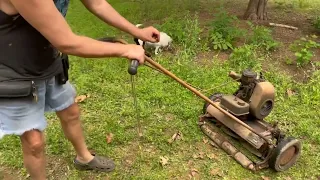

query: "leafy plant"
left=313, top=16, right=320, bottom=31
left=157, top=12, right=203, bottom=56
left=290, top=36, right=320, bottom=67
left=228, top=44, right=261, bottom=71
left=210, top=32, right=233, bottom=50
left=208, top=7, right=247, bottom=51
left=247, top=22, right=280, bottom=51
left=294, top=49, right=313, bottom=66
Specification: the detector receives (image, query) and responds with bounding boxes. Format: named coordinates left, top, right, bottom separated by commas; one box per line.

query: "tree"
left=244, top=0, right=268, bottom=20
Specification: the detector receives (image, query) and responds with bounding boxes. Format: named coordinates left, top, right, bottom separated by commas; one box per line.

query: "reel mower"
left=200, top=70, right=302, bottom=172
left=98, top=37, right=302, bottom=172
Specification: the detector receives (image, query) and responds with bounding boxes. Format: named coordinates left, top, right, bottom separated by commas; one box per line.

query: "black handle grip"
left=128, top=60, right=139, bottom=75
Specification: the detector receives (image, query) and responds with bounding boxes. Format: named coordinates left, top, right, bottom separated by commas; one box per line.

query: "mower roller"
left=99, top=37, right=302, bottom=172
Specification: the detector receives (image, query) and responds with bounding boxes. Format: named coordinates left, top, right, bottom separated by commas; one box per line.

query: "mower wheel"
left=269, top=137, right=302, bottom=172
left=202, top=93, right=223, bottom=114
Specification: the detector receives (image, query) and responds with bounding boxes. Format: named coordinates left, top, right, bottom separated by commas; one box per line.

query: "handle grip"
left=128, top=60, right=139, bottom=75
left=229, top=71, right=241, bottom=81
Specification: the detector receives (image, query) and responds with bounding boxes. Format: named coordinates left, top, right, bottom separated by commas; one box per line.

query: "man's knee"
left=57, top=103, right=80, bottom=124
left=20, top=130, right=45, bottom=157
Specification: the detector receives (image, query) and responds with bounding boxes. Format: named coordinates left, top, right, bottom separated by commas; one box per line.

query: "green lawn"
left=1, top=0, right=320, bottom=179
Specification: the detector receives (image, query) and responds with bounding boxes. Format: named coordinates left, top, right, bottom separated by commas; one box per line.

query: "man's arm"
left=80, top=0, right=140, bottom=37
left=9, top=0, right=144, bottom=62
left=80, top=0, right=159, bottom=42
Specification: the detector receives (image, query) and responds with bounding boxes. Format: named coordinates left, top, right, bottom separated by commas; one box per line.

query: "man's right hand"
left=122, top=45, right=145, bottom=64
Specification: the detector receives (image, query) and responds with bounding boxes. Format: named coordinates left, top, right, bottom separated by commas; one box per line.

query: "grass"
left=1, top=0, right=320, bottom=179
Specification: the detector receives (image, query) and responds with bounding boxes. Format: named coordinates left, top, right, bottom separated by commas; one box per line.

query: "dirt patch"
left=0, top=156, right=71, bottom=180
left=46, top=156, right=71, bottom=180
left=0, top=166, right=22, bottom=180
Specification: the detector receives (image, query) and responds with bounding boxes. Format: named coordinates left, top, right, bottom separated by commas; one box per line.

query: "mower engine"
left=200, top=69, right=301, bottom=172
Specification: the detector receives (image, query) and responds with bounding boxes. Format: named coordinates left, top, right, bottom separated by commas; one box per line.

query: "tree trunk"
left=244, top=0, right=268, bottom=21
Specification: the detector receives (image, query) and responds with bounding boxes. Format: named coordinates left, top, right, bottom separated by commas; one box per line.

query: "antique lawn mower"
left=99, top=37, right=302, bottom=172
left=199, top=70, right=302, bottom=172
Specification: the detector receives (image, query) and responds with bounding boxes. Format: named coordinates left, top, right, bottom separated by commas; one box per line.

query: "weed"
left=156, top=12, right=203, bottom=56
left=290, top=35, right=320, bottom=67
left=313, top=16, right=320, bottom=32
left=285, top=57, right=294, bottom=65
left=228, top=44, right=262, bottom=71
left=247, top=22, right=280, bottom=51
left=208, top=7, right=246, bottom=51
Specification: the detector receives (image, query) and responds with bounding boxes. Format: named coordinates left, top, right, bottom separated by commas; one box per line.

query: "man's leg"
left=20, top=130, right=46, bottom=180
left=55, top=103, right=93, bottom=163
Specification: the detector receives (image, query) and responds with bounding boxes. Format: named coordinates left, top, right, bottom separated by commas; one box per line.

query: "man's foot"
left=73, top=153, right=115, bottom=172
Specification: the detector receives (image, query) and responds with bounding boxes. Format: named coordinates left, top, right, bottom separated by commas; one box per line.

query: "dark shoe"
left=73, top=154, right=115, bottom=172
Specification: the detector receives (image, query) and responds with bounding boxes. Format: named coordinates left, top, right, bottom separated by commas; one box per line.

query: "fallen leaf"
left=168, top=131, right=182, bottom=144
left=159, top=156, right=169, bottom=166
left=284, top=177, right=292, bottom=180
left=190, top=168, right=199, bottom=177
left=187, top=160, right=194, bottom=167
left=106, top=133, right=113, bottom=144
left=75, top=95, right=88, bottom=103
left=203, top=137, right=209, bottom=144
left=207, top=153, right=217, bottom=160
left=193, top=152, right=205, bottom=159
left=261, top=176, right=271, bottom=180
left=286, top=89, right=296, bottom=97
left=125, top=159, right=133, bottom=166
left=138, top=132, right=143, bottom=137
left=210, top=168, right=223, bottom=177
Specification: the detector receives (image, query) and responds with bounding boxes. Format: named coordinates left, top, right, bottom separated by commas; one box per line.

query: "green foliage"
left=156, top=12, right=204, bottom=56
left=210, top=32, right=233, bottom=50
left=313, top=16, right=320, bottom=31
left=228, top=44, right=262, bottom=71
left=247, top=22, right=280, bottom=51
left=290, top=35, right=320, bottom=67
left=208, top=7, right=246, bottom=50
left=294, top=49, right=313, bottom=66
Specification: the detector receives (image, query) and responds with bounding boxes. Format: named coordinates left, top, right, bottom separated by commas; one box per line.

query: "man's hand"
left=122, top=45, right=145, bottom=64
left=136, top=26, right=160, bottom=43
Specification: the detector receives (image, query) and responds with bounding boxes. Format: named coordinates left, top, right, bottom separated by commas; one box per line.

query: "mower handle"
left=229, top=71, right=241, bottom=81
left=128, top=59, right=139, bottom=75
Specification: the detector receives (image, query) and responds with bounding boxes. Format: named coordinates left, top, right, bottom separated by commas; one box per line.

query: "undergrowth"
left=289, top=35, right=320, bottom=67
left=155, top=12, right=206, bottom=56
left=208, top=7, right=246, bottom=51
left=313, top=16, right=320, bottom=32
left=247, top=22, right=280, bottom=51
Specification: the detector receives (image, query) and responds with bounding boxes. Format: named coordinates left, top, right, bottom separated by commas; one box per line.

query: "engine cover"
left=220, top=95, right=250, bottom=116
left=249, top=82, right=275, bottom=119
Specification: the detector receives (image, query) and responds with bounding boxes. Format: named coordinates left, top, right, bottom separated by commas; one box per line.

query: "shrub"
left=313, top=16, right=320, bottom=32
left=208, top=7, right=247, bottom=51
left=228, top=44, right=262, bottom=71
left=156, top=12, right=203, bottom=56
left=247, top=22, right=280, bottom=51
left=289, top=35, right=320, bottom=67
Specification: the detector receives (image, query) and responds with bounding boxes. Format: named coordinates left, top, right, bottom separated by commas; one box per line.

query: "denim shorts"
left=0, top=76, right=76, bottom=139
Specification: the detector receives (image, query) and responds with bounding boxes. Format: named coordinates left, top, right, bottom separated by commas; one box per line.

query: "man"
left=0, top=0, right=160, bottom=179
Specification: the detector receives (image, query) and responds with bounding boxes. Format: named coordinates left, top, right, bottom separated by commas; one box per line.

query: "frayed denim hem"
left=0, top=124, right=46, bottom=140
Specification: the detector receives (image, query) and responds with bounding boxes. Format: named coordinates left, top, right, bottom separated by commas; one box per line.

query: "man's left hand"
left=136, top=26, right=160, bottom=43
